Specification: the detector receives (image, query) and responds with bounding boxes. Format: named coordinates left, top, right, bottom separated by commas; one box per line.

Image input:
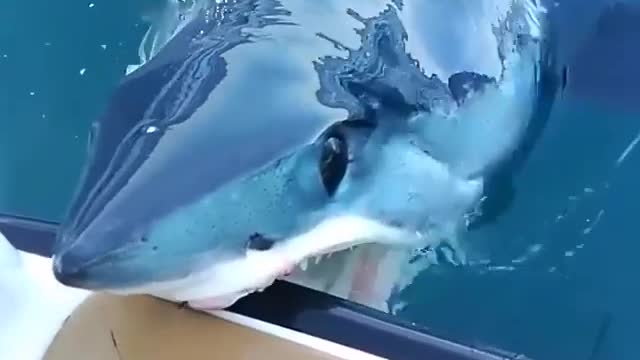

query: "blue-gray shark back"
left=53, top=0, right=552, bottom=310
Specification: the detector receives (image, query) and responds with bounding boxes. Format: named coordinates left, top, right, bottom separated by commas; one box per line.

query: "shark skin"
left=51, top=0, right=554, bottom=313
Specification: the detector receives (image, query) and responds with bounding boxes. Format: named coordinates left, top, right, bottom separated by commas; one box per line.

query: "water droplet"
left=88, top=3, right=95, bottom=8
left=79, top=68, right=86, bottom=75
left=29, top=91, right=35, bottom=96
left=100, top=44, right=107, bottom=50
left=528, top=244, right=543, bottom=253
left=145, top=126, right=159, bottom=134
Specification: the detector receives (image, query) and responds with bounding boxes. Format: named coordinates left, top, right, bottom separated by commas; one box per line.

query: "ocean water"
left=0, top=0, right=152, bottom=220
left=395, top=3, right=640, bottom=359
left=1, top=1, right=639, bottom=359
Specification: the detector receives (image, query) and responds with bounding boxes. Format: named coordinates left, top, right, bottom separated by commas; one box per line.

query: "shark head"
left=52, top=0, right=550, bottom=309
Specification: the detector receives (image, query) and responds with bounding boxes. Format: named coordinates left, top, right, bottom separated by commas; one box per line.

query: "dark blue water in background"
left=400, top=2, right=640, bottom=359
left=1, top=1, right=639, bottom=359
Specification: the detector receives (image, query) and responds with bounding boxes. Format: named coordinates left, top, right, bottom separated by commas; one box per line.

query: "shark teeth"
left=299, top=258, right=309, bottom=271
left=295, top=245, right=362, bottom=271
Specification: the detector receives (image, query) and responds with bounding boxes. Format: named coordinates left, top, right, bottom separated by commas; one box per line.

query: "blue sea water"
left=396, top=3, right=640, bottom=359
left=0, top=0, right=152, bottom=220
left=1, top=1, right=639, bottom=359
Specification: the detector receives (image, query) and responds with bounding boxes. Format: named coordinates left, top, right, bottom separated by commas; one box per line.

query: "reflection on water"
left=1, top=0, right=640, bottom=359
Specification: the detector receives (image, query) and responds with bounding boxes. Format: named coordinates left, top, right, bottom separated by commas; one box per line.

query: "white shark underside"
left=117, top=0, right=547, bottom=312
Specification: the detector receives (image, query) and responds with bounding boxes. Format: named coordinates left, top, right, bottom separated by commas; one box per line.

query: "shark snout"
left=52, top=222, right=153, bottom=290
left=52, top=247, right=92, bottom=288
left=52, top=229, right=129, bottom=290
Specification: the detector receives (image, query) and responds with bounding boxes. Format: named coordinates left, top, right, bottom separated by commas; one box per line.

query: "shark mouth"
left=108, top=214, right=419, bottom=311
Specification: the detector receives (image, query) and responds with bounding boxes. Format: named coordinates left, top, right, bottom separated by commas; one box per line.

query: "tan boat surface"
left=44, top=294, right=360, bottom=360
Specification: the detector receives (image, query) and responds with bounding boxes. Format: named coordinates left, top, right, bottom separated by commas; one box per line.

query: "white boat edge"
left=210, top=309, right=388, bottom=360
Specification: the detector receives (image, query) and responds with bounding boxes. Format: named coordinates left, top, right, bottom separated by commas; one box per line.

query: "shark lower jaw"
left=107, top=214, right=418, bottom=311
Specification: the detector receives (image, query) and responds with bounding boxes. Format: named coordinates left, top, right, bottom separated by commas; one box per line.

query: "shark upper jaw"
left=98, top=214, right=418, bottom=310
left=52, top=134, right=486, bottom=310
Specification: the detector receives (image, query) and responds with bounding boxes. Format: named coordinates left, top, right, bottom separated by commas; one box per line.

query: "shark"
left=52, top=0, right=555, bottom=312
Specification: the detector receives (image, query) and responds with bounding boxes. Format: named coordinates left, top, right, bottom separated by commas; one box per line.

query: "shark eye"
left=319, top=133, right=348, bottom=196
